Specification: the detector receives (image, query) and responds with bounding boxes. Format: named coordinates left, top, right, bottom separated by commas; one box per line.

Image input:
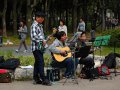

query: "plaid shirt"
left=30, top=20, right=45, bottom=51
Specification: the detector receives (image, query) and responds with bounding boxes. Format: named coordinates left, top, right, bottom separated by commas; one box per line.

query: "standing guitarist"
left=30, top=11, right=51, bottom=86
left=49, top=31, right=79, bottom=78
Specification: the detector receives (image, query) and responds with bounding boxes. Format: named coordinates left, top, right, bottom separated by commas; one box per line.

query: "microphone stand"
left=113, top=41, right=117, bottom=76
left=63, top=42, right=78, bottom=85
left=89, top=39, right=95, bottom=81
left=99, top=38, right=108, bottom=79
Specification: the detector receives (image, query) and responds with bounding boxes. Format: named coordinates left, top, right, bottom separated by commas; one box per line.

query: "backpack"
left=102, top=53, right=116, bottom=69
left=97, top=65, right=110, bottom=76
left=0, top=69, right=12, bottom=83
left=0, top=58, right=20, bottom=70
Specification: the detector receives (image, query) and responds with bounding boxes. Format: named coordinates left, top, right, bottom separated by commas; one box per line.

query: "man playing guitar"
left=75, top=32, right=95, bottom=79
left=30, top=11, right=51, bottom=86
left=49, top=31, right=79, bottom=78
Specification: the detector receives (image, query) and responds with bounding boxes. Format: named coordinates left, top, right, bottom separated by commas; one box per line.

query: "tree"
left=72, top=0, right=78, bottom=32
left=13, top=0, right=17, bottom=35
left=26, top=0, right=37, bottom=34
left=2, top=0, right=7, bottom=37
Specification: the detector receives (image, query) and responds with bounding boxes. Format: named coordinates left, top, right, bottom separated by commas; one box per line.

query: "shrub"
left=18, top=56, right=34, bottom=66
left=102, top=29, right=120, bottom=47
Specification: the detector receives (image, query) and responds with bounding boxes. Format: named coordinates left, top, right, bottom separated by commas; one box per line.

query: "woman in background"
left=58, top=19, right=67, bottom=36
left=16, top=20, right=28, bottom=53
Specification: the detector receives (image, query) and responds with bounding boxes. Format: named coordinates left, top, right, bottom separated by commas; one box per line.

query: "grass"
left=0, top=50, right=51, bottom=66
left=94, top=46, right=120, bottom=56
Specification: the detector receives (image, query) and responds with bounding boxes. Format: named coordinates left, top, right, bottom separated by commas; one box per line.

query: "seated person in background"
left=70, top=32, right=94, bottom=79
left=49, top=31, right=79, bottom=78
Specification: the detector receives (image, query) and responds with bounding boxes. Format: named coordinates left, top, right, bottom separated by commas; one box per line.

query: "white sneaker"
left=23, top=50, right=27, bottom=53
left=15, top=50, right=19, bottom=53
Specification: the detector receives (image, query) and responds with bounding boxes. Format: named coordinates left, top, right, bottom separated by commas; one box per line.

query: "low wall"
left=14, top=55, right=120, bottom=80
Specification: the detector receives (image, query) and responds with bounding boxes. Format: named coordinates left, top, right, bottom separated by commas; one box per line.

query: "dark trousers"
left=33, top=50, right=45, bottom=81
left=79, top=57, right=94, bottom=68
left=79, top=57, right=94, bottom=79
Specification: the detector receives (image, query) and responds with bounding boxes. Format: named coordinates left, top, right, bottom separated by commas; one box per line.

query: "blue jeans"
left=33, top=50, right=45, bottom=81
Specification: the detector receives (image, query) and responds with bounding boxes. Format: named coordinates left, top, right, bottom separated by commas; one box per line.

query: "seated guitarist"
left=75, top=32, right=95, bottom=79
left=49, top=31, right=79, bottom=78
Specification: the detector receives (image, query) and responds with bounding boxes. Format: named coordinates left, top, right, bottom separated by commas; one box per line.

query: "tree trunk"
left=101, top=0, right=105, bottom=31
left=82, top=0, right=88, bottom=31
left=26, top=0, right=36, bottom=34
left=66, top=9, right=68, bottom=30
left=17, top=1, right=23, bottom=21
left=2, top=0, right=7, bottom=37
left=44, top=0, right=50, bottom=33
left=72, top=0, right=78, bottom=32
left=13, top=0, right=17, bottom=35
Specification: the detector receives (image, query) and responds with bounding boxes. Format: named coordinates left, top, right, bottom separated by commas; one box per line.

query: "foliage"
left=44, top=54, right=52, bottom=67
left=6, top=50, right=15, bottom=59
left=102, top=29, right=120, bottom=47
left=0, top=50, right=14, bottom=60
left=86, top=22, right=91, bottom=32
left=1, top=0, right=120, bottom=37
left=17, top=56, right=34, bottom=66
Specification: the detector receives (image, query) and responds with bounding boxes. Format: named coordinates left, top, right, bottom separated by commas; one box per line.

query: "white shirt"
left=77, top=21, right=85, bottom=32
left=58, top=25, right=67, bottom=36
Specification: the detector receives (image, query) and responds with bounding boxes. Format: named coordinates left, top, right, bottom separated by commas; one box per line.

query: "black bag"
left=0, top=56, right=5, bottom=63
left=0, top=58, right=20, bottom=70
left=102, top=53, right=116, bottom=69
left=0, top=69, right=12, bottom=83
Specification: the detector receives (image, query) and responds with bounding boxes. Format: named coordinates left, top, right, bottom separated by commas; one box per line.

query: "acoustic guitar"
left=53, top=46, right=72, bottom=62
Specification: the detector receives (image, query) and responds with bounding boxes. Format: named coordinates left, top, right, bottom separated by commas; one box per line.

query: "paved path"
left=0, top=45, right=32, bottom=56
left=0, top=74, right=120, bottom=90
left=0, top=45, right=50, bottom=56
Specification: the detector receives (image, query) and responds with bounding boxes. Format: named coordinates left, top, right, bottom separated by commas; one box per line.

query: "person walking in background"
left=77, top=18, right=85, bottom=32
left=16, top=20, right=28, bottom=53
left=30, top=11, right=51, bottom=86
left=58, top=19, right=67, bottom=36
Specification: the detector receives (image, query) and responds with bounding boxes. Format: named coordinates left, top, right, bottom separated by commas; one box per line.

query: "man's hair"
left=56, top=31, right=66, bottom=40
left=80, top=31, right=86, bottom=37
left=35, top=11, right=46, bottom=18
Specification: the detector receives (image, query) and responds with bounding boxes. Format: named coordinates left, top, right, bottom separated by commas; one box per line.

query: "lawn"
left=94, top=46, right=120, bottom=56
